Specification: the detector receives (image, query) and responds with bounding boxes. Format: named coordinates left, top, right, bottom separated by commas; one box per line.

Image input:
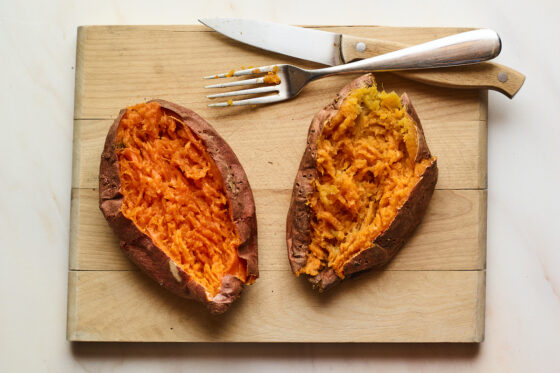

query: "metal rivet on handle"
left=498, top=72, right=508, bottom=82
left=356, top=42, right=366, bottom=52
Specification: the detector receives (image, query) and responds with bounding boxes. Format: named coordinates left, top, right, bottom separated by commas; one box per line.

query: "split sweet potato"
left=286, top=74, right=438, bottom=291
left=99, top=100, right=258, bottom=314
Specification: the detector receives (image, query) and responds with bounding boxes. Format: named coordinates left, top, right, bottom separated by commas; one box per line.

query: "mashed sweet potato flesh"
left=299, top=85, right=432, bottom=278
left=115, top=102, right=246, bottom=297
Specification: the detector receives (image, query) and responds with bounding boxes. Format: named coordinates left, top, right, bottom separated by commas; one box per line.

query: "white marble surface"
left=1, top=0, right=559, bottom=371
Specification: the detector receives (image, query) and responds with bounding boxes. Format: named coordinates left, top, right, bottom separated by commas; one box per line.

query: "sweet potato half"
left=286, top=74, right=438, bottom=291
left=99, top=100, right=258, bottom=314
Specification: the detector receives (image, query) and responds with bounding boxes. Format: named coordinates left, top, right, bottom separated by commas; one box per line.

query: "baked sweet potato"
left=286, top=74, right=438, bottom=291
left=99, top=100, right=258, bottom=314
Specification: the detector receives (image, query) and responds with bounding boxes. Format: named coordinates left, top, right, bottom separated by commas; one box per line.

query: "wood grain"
left=72, top=119, right=487, bottom=190
left=67, top=270, right=485, bottom=342
left=68, top=25, right=488, bottom=343
left=70, top=188, right=486, bottom=272
left=74, top=26, right=486, bottom=121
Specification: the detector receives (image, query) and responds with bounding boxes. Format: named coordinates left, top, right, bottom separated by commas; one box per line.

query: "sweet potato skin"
left=286, top=74, right=438, bottom=291
left=99, top=99, right=258, bottom=314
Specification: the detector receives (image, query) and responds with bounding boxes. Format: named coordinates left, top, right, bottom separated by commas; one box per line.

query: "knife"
left=199, top=18, right=524, bottom=98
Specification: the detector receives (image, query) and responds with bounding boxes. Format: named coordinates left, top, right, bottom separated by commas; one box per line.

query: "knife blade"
left=199, top=18, right=524, bottom=98
left=200, top=18, right=343, bottom=66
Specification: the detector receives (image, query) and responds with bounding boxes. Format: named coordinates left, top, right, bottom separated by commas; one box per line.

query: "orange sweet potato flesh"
left=99, top=100, right=258, bottom=314
left=116, top=102, right=248, bottom=295
left=286, top=74, right=438, bottom=291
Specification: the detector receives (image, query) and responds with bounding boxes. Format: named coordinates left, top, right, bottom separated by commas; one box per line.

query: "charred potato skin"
left=99, top=99, right=258, bottom=314
left=286, top=74, right=438, bottom=291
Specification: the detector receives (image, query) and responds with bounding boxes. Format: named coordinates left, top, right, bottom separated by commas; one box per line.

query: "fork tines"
left=204, top=65, right=281, bottom=107
left=204, top=65, right=277, bottom=80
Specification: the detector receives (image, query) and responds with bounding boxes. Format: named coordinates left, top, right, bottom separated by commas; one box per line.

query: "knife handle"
left=341, top=35, right=525, bottom=98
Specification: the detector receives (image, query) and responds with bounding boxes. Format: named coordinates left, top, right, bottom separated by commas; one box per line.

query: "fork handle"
left=341, top=34, right=524, bottom=98
left=311, top=29, right=503, bottom=87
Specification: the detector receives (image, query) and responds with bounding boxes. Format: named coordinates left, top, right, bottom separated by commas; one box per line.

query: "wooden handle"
left=341, top=35, right=525, bottom=98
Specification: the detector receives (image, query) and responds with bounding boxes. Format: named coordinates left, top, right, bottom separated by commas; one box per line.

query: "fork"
left=204, top=29, right=501, bottom=107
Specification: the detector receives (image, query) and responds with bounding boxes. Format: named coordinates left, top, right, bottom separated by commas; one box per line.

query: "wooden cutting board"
left=67, top=25, right=487, bottom=342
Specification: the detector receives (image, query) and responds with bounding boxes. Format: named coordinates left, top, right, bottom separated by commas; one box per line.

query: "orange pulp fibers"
left=116, top=102, right=246, bottom=296
left=299, top=85, right=432, bottom=278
